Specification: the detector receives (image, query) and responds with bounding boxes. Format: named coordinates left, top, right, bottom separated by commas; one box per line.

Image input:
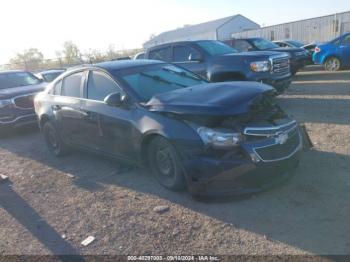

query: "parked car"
left=144, top=40, right=291, bottom=93
left=225, top=38, right=309, bottom=74
left=35, top=69, right=66, bottom=82
left=0, top=70, right=46, bottom=131
left=273, top=40, right=314, bottom=64
left=313, top=33, right=350, bottom=71
left=273, top=40, right=305, bottom=48
left=34, top=60, right=303, bottom=197
left=133, top=52, right=145, bottom=60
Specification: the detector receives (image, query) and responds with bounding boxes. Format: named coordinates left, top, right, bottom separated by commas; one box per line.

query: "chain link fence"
left=0, top=48, right=143, bottom=72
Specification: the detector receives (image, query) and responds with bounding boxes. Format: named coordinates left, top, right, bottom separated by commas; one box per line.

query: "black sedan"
left=0, top=70, right=46, bottom=131
left=34, top=60, right=303, bottom=197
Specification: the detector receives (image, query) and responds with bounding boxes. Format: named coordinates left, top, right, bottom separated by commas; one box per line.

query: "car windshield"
left=0, top=72, right=41, bottom=90
left=286, top=40, right=304, bottom=47
left=196, top=41, right=237, bottom=55
left=42, top=72, right=63, bottom=82
left=252, top=38, right=280, bottom=50
left=116, top=64, right=207, bottom=102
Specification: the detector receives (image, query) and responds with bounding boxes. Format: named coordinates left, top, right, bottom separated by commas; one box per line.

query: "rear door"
left=172, top=44, right=207, bottom=78
left=80, top=70, right=136, bottom=158
left=53, top=71, right=86, bottom=145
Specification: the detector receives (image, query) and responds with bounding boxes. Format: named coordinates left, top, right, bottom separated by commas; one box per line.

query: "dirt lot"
left=0, top=66, right=350, bottom=256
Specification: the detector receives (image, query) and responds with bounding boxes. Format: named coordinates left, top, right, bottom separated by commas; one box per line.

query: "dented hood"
left=145, top=82, right=275, bottom=116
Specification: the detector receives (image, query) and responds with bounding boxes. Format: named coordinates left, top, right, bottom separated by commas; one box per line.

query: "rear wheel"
left=147, top=136, right=185, bottom=190
left=43, top=121, right=69, bottom=156
left=324, top=57, right=341, bottom=71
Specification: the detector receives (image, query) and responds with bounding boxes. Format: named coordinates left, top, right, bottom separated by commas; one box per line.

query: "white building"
left=143, top=14, right=260, bottom=49
left=231, top=11, right=350, bottom=43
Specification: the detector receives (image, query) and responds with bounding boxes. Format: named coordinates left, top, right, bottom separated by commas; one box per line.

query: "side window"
left=173, top=46, right=200, bottom=62
left=61, top=72, right=83, bottom=98
left=233, top=40, right=252, bottom=52
left=87, top=71, right=120, bottom=101
left=53, top=80, right=62, bottom=95
left=148, top=47, right=171, bottom=62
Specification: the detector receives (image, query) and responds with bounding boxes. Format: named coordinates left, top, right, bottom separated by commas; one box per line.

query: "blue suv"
left=313, top=33, right=350, bottom=71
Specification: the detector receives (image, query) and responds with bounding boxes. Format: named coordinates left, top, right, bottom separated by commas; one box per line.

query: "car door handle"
left=52, top=105, right=61, bottom=111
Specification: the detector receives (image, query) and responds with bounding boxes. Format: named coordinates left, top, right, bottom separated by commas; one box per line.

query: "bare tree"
left=8, top=48, right=44, bottom=70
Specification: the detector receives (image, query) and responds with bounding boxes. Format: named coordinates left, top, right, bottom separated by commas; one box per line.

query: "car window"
left=342, top=35, right=350, bottom=45
left=148, top=47, right=171, bottom=61
left=173, top=46, right=200, bottom=62
left=0, top=72, right=41, bottom=90
left=61, top=72, right=83, bottom=98
left=52, top=80, right=62, bottom=95
left=118, top=64, right=207, bottom=102
left=87, top=71, right=121, bottom=101
left=251, top=38, right=279, bottom=50
left=196, top=41, right=237, bottom=55
left=232, top=40, right=253, bottom=52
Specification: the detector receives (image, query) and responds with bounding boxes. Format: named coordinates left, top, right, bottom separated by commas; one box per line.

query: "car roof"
left=94, top=59, right=164, bottom=71
left=148, top=40, right=219, bottom=50
left=37, top=69, right=66, bottom=74
left=0, top=70, right=28, bottom=75
left=63, top=60, right=164, bottom=74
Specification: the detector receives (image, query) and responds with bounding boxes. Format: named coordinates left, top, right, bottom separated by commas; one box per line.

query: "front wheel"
left=147, top=137, right=185, bottom=191
left=43, top=121, right=69, bottom=156
left=324, top=57, right=341, bottom=71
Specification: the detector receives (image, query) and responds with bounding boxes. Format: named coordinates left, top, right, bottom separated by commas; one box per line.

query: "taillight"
left=315, top=47, right=321, bottom=53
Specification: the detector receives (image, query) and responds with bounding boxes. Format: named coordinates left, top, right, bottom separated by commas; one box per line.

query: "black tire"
left=147, top=136, right=185, bottom=191
left=43, top=121, right=69, bottom=156
left=324, top=57, right=341, bottom=71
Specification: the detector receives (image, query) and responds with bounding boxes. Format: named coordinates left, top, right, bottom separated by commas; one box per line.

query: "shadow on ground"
left=1, top=129, right=350, bottom=255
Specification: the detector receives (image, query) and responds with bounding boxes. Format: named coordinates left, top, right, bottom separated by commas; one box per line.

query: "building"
left=143, top=14, right=260, bottom=49
left=231, top=11, right=350, bottom=43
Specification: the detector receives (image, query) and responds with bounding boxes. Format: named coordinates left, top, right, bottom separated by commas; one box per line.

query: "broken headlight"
left=197, top=127, right=243, bottom=149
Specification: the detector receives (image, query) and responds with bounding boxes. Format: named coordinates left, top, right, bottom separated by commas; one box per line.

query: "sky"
left=0, top=0, right=349, bottom=64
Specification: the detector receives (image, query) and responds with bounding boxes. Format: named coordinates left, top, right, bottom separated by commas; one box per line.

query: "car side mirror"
left=189, top=53, right=202, bottom=62
left=104, top=92, right=126, bottom=107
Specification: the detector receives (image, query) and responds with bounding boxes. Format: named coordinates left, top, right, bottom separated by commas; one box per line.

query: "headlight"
left=0, top=99, right=13, bottom=109
left=250, top=61, right=271, bottom=72
left=197, top=127, right=243, bottom=149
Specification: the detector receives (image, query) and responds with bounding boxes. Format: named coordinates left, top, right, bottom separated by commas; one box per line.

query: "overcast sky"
left=0, top=0, right=349, bottom=64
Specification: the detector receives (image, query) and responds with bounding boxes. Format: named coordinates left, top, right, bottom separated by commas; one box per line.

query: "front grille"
left=254, top=128, right=300, bottom=162
left=272, top=56, right=290, bottom=74
left=13, top=94, right=35, bottom=109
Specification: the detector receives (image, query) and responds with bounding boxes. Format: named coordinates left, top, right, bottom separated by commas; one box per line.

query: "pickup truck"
left=144, top=40, right=291, bottom=93
left=225, top=38, right=309, bottom=75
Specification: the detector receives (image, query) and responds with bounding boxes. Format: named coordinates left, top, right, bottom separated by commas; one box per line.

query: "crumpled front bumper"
left=179, top=124, right=303, bottom=198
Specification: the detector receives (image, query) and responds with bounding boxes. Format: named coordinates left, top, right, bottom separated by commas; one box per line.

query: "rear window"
left=148, top=47, right=171, bottom=61
left=0, top=72, right=41, bottom=90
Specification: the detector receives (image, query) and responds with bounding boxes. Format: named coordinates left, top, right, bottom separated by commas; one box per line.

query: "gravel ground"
left=0, top=66, right=350, bottom=256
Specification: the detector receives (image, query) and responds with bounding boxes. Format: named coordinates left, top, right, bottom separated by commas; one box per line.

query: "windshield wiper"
left=140, top=72, right=186, bottom=87
left=162, top=67, right=202, bottom=81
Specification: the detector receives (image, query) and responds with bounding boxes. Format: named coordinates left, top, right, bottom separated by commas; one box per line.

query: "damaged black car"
left=34, top=60, right=303, bottom=198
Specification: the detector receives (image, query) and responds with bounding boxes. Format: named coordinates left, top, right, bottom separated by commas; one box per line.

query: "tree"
left=61, top=41, right=82, bottom=65
left=8, top=48, right=44, bottom=70
left=84, top=49, right=105, bottom=63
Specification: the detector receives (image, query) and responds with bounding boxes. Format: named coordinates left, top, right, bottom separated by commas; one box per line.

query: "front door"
left=80, top=70, right=135, bottom=158
left=339, top=34, right=350, bottom=66
left=172, top=45, right=207, bottom=79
